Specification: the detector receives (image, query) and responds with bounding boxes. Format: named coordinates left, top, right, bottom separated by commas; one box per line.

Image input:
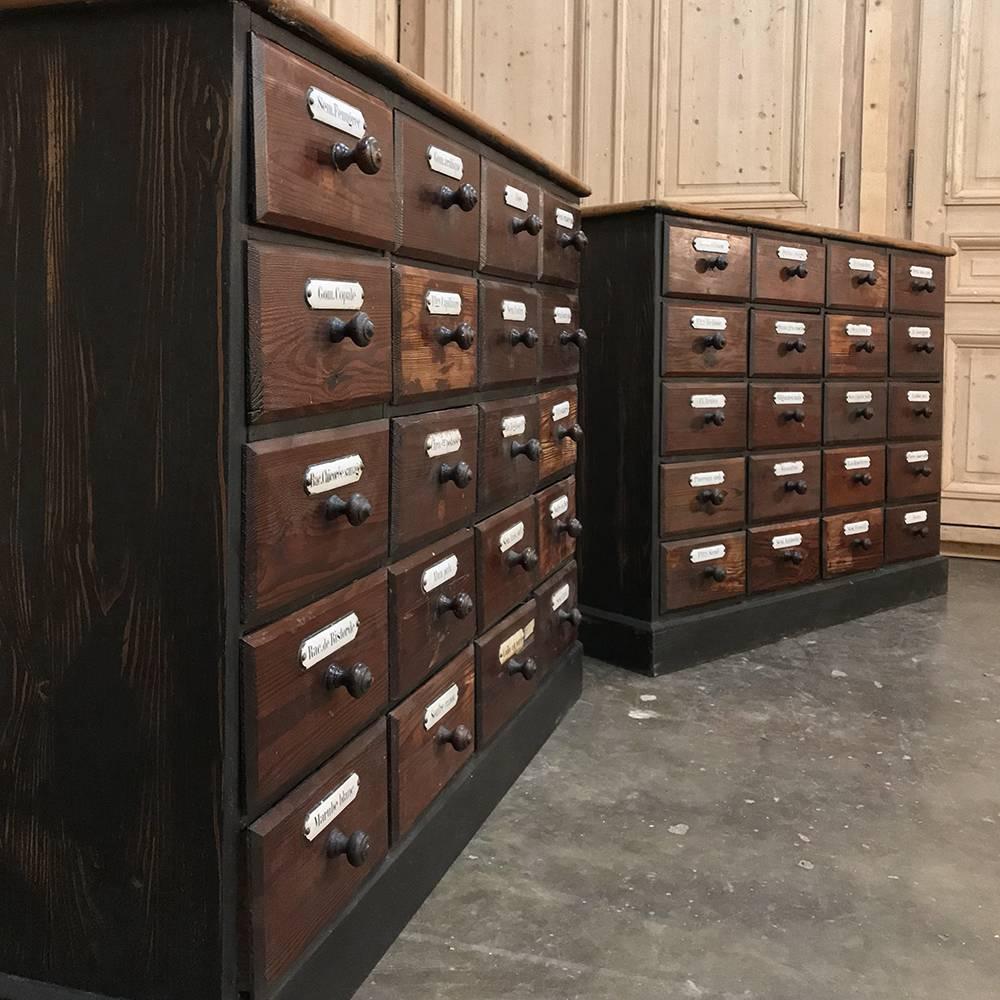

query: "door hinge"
left=906, top=148, right=915, bottom=209
left=838, top=151, right=846, bottom=210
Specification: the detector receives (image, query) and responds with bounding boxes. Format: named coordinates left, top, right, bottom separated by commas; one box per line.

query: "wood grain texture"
left=825, top=241, right=889, bottom=311
left=821, top=445, right=887, bottom=511
left=747, top=451, right=821, bottom=523
left=823, top=381, right=888, bottom=444
left=747, top=518, right=821, bottom=594
left=659, top=457, right=746, bottom=537
left=825, top=313, right=888, bottom=378
left=538, top=287, right=581, bottom=383
left=887, top=381, right=943, bottom=440
left=663, top=223, right=751, bottom=300
left=660, top=381, right=748, bottom=455
left=534, top=476, right=578, bottom=579
left=885, top=501, right=941, bottom=563
left=474, top=498, right=538, bottom=633
left=479, top=160, right=542, bottom=280
left=822, top=506, right=885, bottom=577
left=477, top=279, right=540, bottom=389
left=889, top=250, right=945, bottom=316
left=659, top=531, right=747, bottom=612
left=748, top=381, right=822, bottom=449
left=537, top=384, right=578, bottom=481
left=540, top=194, right=583, bottom=286
left=752, top=231, right=826, bottom=306
left=533, top=561, right=579, bottom=670
left=476, top=395, right=540, bottom=512
left=748, top=309, right=824, bottom=377
left=886, top=439, right=942, bottom=501
left=662, top=301, right=748, bottom=376
left=888, top=315, right=944, bottom=378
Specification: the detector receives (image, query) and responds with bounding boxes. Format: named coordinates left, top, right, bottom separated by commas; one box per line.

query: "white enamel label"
left=551, top=583, right=571, bottom=611
left=499, top=627, right=526, bottom=664
left=690, top=394, right=726, bottom=409
left=423, top=684, right=460, bottom=730
left=690, top=543, right=726, bottom=564
left=555, top=207, right=575, bottom=229
left=421, top=554, right=458, bottom=593
left=908, top=326, right=932, bottom=339
left=848, top=257, right=875, bottom=272
left=306, top=87, right=366, bottom=138
left=777, top=245, right=808, bottom=262
left=905, top=510, right=929, bottom=525
left=909, top=264, right=934, bottom=280
left=501, top=414, right=526, bottom=438
left=773, top=460, right=804, bottom=477
left=845, top=323, right=873, bottom=338
left=775, top=320, right=806, bottom=336
left=552, top=400, right=571, bottom=421
left=771, top=532, right=803, bottom=551
left=846, top=390, right=873, bottom=404
left=843, top=455, right=872, bottom=471
left=773, top=391, right=805, bottom=405
left=553, top=306, right=572, bottom=325
left=693, top=236, right=730, bottom=254
left=549, top=494, right=570, bottom=519
left=426, top=145, right=464, bottom=179
left=907, top=449, right=930, bottom=463
left=504, top=185, right=529, bottom=211
left=908, top=390, right=931, bottom=403
left=498, top=521, right=525, bottom=553
left=425, top=289, right=462, bottom=315
left=843, top=520, right=870, bottom=537
left=425, top=428, right=462, bottom=458
left=691, top=315, right=727, bottom=331
left=299, top=613, right=360, bottom=670
left=304, top=454, right=364, bottom=495
left=689, top=470, right=725, bottom=488
left=501, top=299, right=527, bottom=322
left=305, top=279, right=364, bottom=311
left=303, top=773, right=359, bottom=842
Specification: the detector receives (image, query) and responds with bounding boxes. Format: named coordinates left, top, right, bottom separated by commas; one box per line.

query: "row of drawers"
left=249, top=245, right=584, bottom=423
left=246, top=561, right=579, bottom=989
left=661, top=445, right=941, bottom=536
left=663, top=222, right=945, bottom=315
left=252, top=37, right=583, bottom=284
left=661, top=382, right=942, bottom=454
left=662, top=305, right=943, bottom=379
left=659, top=503, right=940, bottom=611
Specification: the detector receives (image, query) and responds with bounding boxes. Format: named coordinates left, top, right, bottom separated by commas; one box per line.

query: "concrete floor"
left=360, top=559, right=1000, bottom=1000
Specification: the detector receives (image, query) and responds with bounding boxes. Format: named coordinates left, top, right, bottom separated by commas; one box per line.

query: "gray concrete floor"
left=360, top=559, right=1000, bottom=1000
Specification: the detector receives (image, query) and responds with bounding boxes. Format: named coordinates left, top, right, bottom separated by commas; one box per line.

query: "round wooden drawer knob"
left=326, top=828, right=371, bottom=867
left=512, top=214, right=543, bottom=236
left=784, top=479, right=809, bottom=495
left=912, top=278, right=935, bottom=293
left=558, top=606, right=582, bottom=627
left=912, top=525, right=930, bottom=538
left=852, top=537, right=873, bottom=550
left=436, top=322, right=475, bottom=350
left=436, top=592, right=474, bottom=619
left=782, top=408, right=806, bottom=423
left=331, top=136, right=382, bottom=175
left=784, top=338, right=808, bottom=354
left=915, top=342, right=935, bottom=354
left=704, top=565, right=727, bottom=582
left=510, top=438, right=541, bottom=461
left=853, top=472, right=873, bottom=485
left=560, top=328, right=587, bottom=349
left=439, top=183, right=478, bottom=212
left=855, top=271, right=877, bottom=286
left=439, top=460, right=473, bottom=489
left=784, top=263, right=808, bottom=279
left=557, top=516, right=584, bottom=538
left=703, top=254, right=728, bottom=271
left=702, top=332, right=727, bottom=351
left=505, top=547, right=538, bottom=571
left=437, top=723, right=473, bottom=751
left=704, top=411, right=726, bottom=427
left=509, top=327, right=538, bottom=348
left=915, top=406, right=934, bottom=418
left=558, top=229, right=588, bottom=252
left=854, top=340, right=877, bottom=353
left=783, top=549, right=804, bottom=565
left=325, top=492, right=372, bottom=526
left=556, top=422, right=584, bottom=443
left=914, top=465, right=933, bottom=477
left=328, top=311, right=375, bottom=348
left=855, top=406, right=876, bottom=420
left=506, top=656, right=537, bottom=680
left=324, top=661, right=373, bottom=698
left=698, top=488, right=726, bottom=506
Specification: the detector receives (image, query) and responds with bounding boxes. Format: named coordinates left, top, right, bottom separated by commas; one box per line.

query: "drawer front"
left=539, top=288, right=584, bottom=382
left=478, top=279, right=540, bottom=388
left=748, top=381, right=822, bottom=449
left=475, top=600, right=539, bottom=746
left=247, top=721, right=388, bottom=988
left=660, top=456, right=746, bottom=537
left=662, top=301, right=748, bottom=376
left=389, top=646, right=475, bottom=841
left=387, top=528, right=477, bottom=699
left=822, top=445, right=886, bottom=511
left=389, top=406, right=478, bottom=552
left=474, top=498, right=539, bottom=632
left=533, top=561, right=580, bottom=668
left=251, top=37, right=393, bottom=248
left=660, top=381, right=748, bottom=455
left=538, top=384, right=580, bottom=480
left=396, top=115, right=480, bottom=267
left=748, top=309, right=824, bottom=377
left=889, top=316, right=944, bottom=378
left=823, top=382, right=888, bottom=444
left=541, top=194, right=585, bottom=285
left=751, top=232, right=825, bottom=306
left=887, top=382, right=943, bottom=440
left=480, top=161, right=543, bottom=279
left=822, top=507, right=884, bottom=577
left=535, top=476, right=580, bottom=579
left=664, top=223, right=751, bottom=300
left=825, top=314, right=888, bottom=377
left=247, top=243, right=391, bottom=424
left=825, top=241, right=889, bottom=311
left=747, top=450, right=821, bottom=523
left=886, top=440, right=942, bottom=501
left=659, top=531, right=746, bottom=612
left=890, top=252, right=945, bottom=316
left=885, top=501, right=941, bottom=563
left=244, top=420, right=389, bottom=619
left=748, top=518, right=821, bottom=593
left=477, top=395, right=540, bottom=511
left=393, top=265, right=478, bottom=402
left=242, top=569, right=388, bottom=817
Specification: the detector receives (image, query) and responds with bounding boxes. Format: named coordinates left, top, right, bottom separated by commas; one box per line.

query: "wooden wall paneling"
left=307, top=0, right=398, bottom=56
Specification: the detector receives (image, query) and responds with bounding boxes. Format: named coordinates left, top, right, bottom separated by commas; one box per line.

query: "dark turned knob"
left=512, top=213, right=542, bottom=236
left=705, top=565, right=727, bottom=582
left=436, top=322, right=475, bottom=350
left=784, top=479, right=809, bottom=495
left=915, top=406, right=934, bottom=419
left=438, top=183, right=478, bottom=212
left=703, top=255, right=728, bottom=270
left=438, top=460, right=473, bottom=489
left=510, top=438, right=540, bottom=461
left=783, top=549, right=804, bottom=565
left=436, top=592, right=474, bottom=619
left=915, top=342, right=935, bottom=353
left=856, top=406, right=875, bottom=421
left=782, top=408, right=806, bottom=423
left=328, top=311, right=375, bottom=348
left=698, top=488, right=726, bottom=506
left=915, top=465, right=933, bottom=477
left=331, top=136, right=382, bottom=175
left=701, top=332, right=727, bottom=350
left=326, top=828, right=370, bottom=867
left=560, top=328, right=587, bottom=349
left=557, top=517, right=584, bottom=538
left=506, top=656, right=537, bottom=680
left=853, top=472, right=873, bottom=486
left=556, top=422, right=584, bottom=443
left=704, top=411, right=726, bottom=426
left=505, top=547, right=538, bottom=571
left=436, top=723, right=473, bottom=752
left=912, top=278, right=935, bottom=293
left=325, top=493, right=371, bottom=526
left=912, top=525, right=931, bottom=538
left=559, top=607, right=583, bottom=627
left=558, top=229, right=588, bottom=252
left=509, top=327, right=538, bottom=348
left=784, top=338, right=808, bottom=354
left=854, top=340, right=877, bottom=353
left=783, top=262, right=808, bottom=279
left=853, top=536, right=873, bottom=550
left=856, top=270, right=877, bottom=286
left=324, top=661, right=373, bottom=698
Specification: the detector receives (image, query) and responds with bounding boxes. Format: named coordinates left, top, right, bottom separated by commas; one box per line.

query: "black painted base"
left=581, top=557, right=949, bottom=676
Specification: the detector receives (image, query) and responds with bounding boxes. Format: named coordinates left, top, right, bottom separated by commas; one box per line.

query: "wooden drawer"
left=242, top=568, right=388, bottom=817
left=747, top=518, right=821, bottom=593
left=389, top=646, right=475, bottom=842
left=660, top=456, right=746, bottom=537
left=541, top=194, right=585, bottom=285
left=393, top=265, right=478, bottom=402
left=886, top=441, right=941, bottom=501
left=890, top=251, right=945, bottom=316
left=889, top=316, right=944, bottom=378
left=477, top=279, right=540, bottom=388
left=535, top=476, right=580, bottom=579
left=660, top=381, right=748, bottom=455
left=477, top=395, right=540, bottom=511
left=748, top=381, right=822, bottom=449
left=387, top=528, right=477, bottom=700
left=539, top=288, right=584, bottom=382
left=822, top=445, right=886, bottom=511
left=825, top=241, right=888, bottom=311
left=822, top=507, right=884, bottom=577
left=751, top=231, right=825, bottom=306
left=663, top=222, right=751, bottom=300
left=475, top=599, right=539, bottom=746
left=250, top=37, right=393, bottom=248
left=480, top=160, right=542, bottom=279
left=748, top=309, right=824, bottom=378
left=243, top=420, right=389, bottom=619
left=533, top=561, right=580, bottom=669
left=389, top=406, right=478, bottom=552
left=538, top=384, right=580, bottom=481
left=747, top=450, right=821, bottom=523
left=395, top=115, right=480, bottom=268
left=825, top=314, right=888, bottom=377
left=887, top=382, right=943, bottom=440
left=246, top=720, right=388, bottom=989
left=885, top=501, right=941, bottom=563
left=823, top=382, right=888, bottom=444
left=661, top=301, right=747, bottom=376
left=659, top=531, right=746, bottom=612
left=474, top=498, right=539, bottom=632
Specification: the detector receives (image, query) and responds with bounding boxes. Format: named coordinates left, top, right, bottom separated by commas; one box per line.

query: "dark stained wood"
left=747, top=450, right=821, bottom=523
left=537, top=384, right=579, bottom=480
left=477, top=395, right=540, bottom=511
left=251, top=35, right=394, bottom=248
left=824, top=314, right=888, bottom=377
left=884, top=501, right=941, bottom=563
left=823, top=381, right=888, bottom=444
left=541, top=193, right=585, bottom=286
left=747, top=518, right=821, bottom=594
left=748, top=381, right=822, bottom=449
left=660, top=381, right=748, bottom=455
left=890, top=251, right=946, bottom=316
left=535, top=476, right=579, bottom=579
left=825, top=241, right=889, bottom=311
left=663, top=222, right=751, bottom=300
left=479, top=160, right=543, bottom=280
left=822, top=507, right=884, bottom=577
left=477, top=279, right=540, bottom=388
left=886, top=440, right=942, bottom=501
left=661, top=301, right=748, bottom=376
left=751, top=230, right=825, bottom=306
left=241, top=569, right=388, bottom=817
left=659, top=456, right=746, bottom=537
left=533, top=561, right=580, bottom=669
left=659, top=531, right=747, bottom=611
left=748, top=309, right=824, bottom=377
left=539, top=287, right=583, bottom=382
left=247, top=242, right=391, bottom=423
left=822, top=445, right=887, bottom=511
left=887, top=381, right=943, bottom=440
left=889, top=315, right=944, bottom=379
left=474, top=498, right=539, bottom=632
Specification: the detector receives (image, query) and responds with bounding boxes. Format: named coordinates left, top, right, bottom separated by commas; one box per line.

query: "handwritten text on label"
left=690, top=543, right=726, bottom=564
left=425, top=429, right=462, bottom=458
left=421, top=554, right=458, bottom=593
left=843, top=520, right=870, bottom=536
left=426, top=145, right=463, bottom=179
left=689, top=470, right=725, bottom=487
left=304, top=454, right=364, bottom=495
left=905, top=510, right=929, bottom=525
left=774, top=460, right=804, bottom=477
left=299, top=613, right=360, bottom=670
left=504, top=185, right=529, bottom=211
left=303, top=773, right=359, bottom=841
left=771, top=532, right=803, bottom=550
left=423, top=684, right=459, bottom=730
left=502, top=299, right=527, bottom=322
left=306, top=87, right=366, bottom=137
left=425, top=290, right=462, bottom=315
left=498, top=521, right=525, bottom=553
left=843, top=455, right=871, bottom=470
left=305, top=279, right=364, bottom=311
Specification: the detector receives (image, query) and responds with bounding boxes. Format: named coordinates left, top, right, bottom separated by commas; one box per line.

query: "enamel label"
left=909, top=264, right=933, bottom=280
left=502, top=299, right=527, bottom=322
left=425, top=428, right=462, bottom=457
left=306, top=87, right=366, bottom=137
left=553, top=306, right=572, bottom=325
left=423, top=684, right=459, bottom=730
left=773, top=460, right=804, bottom=477
left=498, top=521, right=525, bottom=553
left=690, top=543, right=726, bottom=564
left=906, top=449, right=930, bottom=463
left=299, top=613, right=359, bottom=670
left=305, top=279, right=364, bottom=311
left=775, top=320, right=806, bottom=336
left=846, top=390, right=873, bottom=404
left=421, top=554, right=458, bottom=593
left=773, top=391, right=805, bottom=405
left=690, top=394, right=726, bottom=409
left=693, top=236, right=729, bottom=254
left=907, top=390, right=931, bottom=403
left=689, top=470, right=725, bottom=488
left=499, top=621, right=534, bottom=664
left=425, top=289, right=462, bottom=315
left=555, top=207, right=575, bottom=229
left=777, top=245, right=808, bottom=261
left=426, top=145, right=464, bottom=179
left=848, top=257, right=875, bottom=272
left=551, top=583, right=571, bottom=611
left=502, top=414, right=526, bottom=438
left=691, top=315, right=727, bottom=331
left=504, top=185, right=529, bottom=211
left=552, top=400, right=571, bottom=421
left=843, top=520, right=870, bottom=536
left=303, top=773, right=359, bottom=842
left=843, top=455, right=871, bottom=471
left=771, top=532, right=802, bottom=550
left=908, top=326, right=932, bottom=339
left=905, top=510, right=929, bottom=525
left=304, top=454, right=364, bottom=495
left=549, top=494, right=570, bottom=519
left=845, top=323, right=873, bottom=337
